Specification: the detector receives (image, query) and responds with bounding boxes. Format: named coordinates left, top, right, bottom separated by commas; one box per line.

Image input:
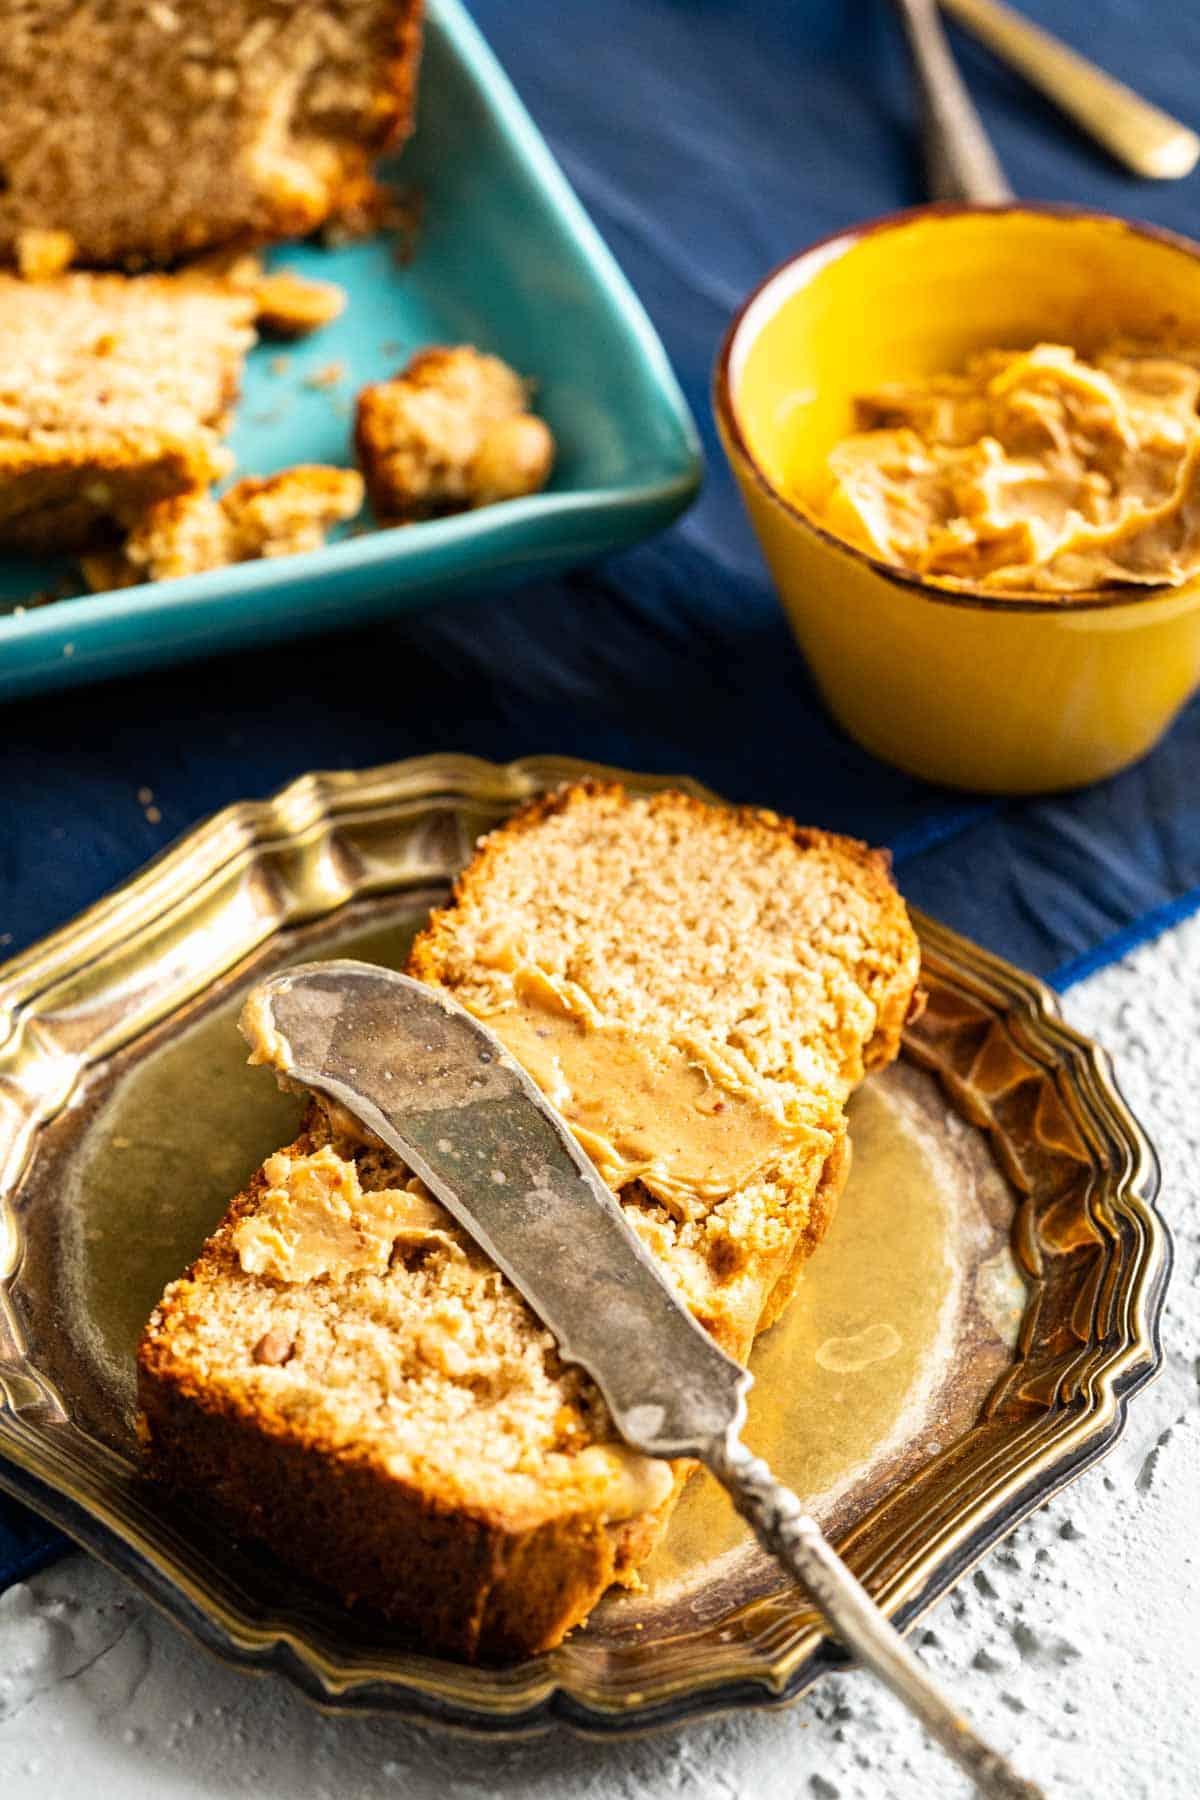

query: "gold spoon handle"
left=892, top=0, right=1015, bottom=203
left=942, top=0, right=1200, bottom=179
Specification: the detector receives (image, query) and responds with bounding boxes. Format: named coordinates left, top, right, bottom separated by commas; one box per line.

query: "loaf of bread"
left=138, top=784, right=921, bottom=1660
left=0, top=272, right=256, bottom=552
left=0, top=2, right=423, bottom=269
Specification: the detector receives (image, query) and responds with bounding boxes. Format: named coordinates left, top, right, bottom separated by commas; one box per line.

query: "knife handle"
left=891, top=0, right=1014, bottom=204
left=705, top=1437, right=1042, bottom=1800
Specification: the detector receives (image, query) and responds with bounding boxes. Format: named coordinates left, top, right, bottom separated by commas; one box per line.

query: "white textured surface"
left=1, top=918, right=1197, bottom=1799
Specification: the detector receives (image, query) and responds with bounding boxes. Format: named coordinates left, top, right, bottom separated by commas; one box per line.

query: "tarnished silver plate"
left=0, top=755, right=1168, bottom=1734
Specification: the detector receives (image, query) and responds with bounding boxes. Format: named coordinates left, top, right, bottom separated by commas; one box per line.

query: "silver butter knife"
left=245, top=960, right=1041, bottom=1800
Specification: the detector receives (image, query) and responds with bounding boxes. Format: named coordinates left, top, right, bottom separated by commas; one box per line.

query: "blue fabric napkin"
left=4, top=0, right=1200, bottom=1583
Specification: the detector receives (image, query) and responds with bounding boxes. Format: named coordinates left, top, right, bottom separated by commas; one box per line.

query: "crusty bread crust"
left=138, top=782, right=920, bottom=1660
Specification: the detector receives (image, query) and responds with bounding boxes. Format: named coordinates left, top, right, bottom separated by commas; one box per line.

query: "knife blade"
left=242, top=960, right=1040, bottom=1800
left=242, top=957, right=749, bottom=1458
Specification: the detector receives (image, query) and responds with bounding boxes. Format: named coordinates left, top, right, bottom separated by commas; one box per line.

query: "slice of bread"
left=137, top=784, right=921, bottom=1660
left=0, top=272, right=256, bottom=551
left=0, top=3, right=423, bottom=269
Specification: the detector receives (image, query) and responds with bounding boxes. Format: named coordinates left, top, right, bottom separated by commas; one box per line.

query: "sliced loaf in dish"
left=0, top=272, right=256, bottom=551
left=137, top=784, right=921, bottom=1661
left=0, top=1, right=423, bottom=269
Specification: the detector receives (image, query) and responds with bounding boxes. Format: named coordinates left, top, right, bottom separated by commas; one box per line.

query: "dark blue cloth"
left=4, top=0, right=1200, bottom=1583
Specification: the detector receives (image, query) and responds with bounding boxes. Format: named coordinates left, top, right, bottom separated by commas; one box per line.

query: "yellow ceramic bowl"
left=715, top=205, right=1200, bottom=793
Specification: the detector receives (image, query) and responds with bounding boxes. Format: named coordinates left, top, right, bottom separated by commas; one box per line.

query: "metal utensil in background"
left=246, top=961, right=1043, bottom=1800
left=891, top=0, right=1014, bottom=202
left=942, top=0, right=1200, bottom=180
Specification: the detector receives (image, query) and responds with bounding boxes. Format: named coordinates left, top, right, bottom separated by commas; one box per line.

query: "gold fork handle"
left=892, top=0, right=1015, bottom=203
left=942, top=0, right=1200, bottom=180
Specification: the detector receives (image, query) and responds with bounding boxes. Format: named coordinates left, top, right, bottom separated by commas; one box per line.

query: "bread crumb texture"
left=82, top=465, right=363, bottom=589
left=0, top=2, right=424, bottom=267
left=0, top=272, right=256, bottom=551
left=138, top=784, right=920, bottom=1659
left=355, top=345, right=555, bottom=520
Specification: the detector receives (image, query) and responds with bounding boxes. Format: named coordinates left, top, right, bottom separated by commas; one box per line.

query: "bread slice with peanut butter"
left=137, top=783, right=921, bottom=1660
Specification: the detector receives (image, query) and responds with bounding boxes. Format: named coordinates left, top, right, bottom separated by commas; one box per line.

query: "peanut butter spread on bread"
left=233, top=1147, right=449, bottom=1284
left=824, top=342, right=1200, bottom=592
left=474, top=965, right=803, bottom=1222
left=138, top=784, right=920, bottom=1661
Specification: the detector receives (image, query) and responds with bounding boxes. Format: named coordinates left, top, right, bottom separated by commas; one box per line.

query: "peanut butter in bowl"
left=821, top=341, right=1200, bottom=594
left=715, top=205, right=1200, bottom=788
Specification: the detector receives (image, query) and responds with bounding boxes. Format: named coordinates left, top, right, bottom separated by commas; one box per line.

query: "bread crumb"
left=388, top=188, right=425, bottom=265
left=304, top=362, right=346, bottom=390
left=355, top=345, right=555, bottom=521
left=18, top=578, right=75, bottom=612
left=317, top=178, right=417, bottom=249
left=254, top=271, right=346, bottom=339
left=223, top=467, right=363, bottom=558
left=145, top=804, right=162, bottom=824
left=82, top=466, right=363, bottom=589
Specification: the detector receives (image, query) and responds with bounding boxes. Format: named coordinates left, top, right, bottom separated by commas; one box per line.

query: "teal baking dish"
left=0, top=0, right=701, bottom=701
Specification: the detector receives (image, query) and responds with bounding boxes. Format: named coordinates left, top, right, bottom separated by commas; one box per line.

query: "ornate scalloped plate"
left=0, top=755, right=1169, bottom=1736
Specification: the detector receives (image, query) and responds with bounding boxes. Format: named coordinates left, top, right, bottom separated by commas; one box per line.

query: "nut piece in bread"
left=0, top=271, right=256, bottom=552
left=138, top=783, right=921, bottom=1661
left=355, top=345, right=555, bottom=520
left=83, top=466, right=364, bottom=589
left=0, top=2, right=423, bottom=269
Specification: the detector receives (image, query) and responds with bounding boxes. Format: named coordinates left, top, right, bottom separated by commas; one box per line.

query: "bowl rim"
left=713, top=200, right=1200, bottom=616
